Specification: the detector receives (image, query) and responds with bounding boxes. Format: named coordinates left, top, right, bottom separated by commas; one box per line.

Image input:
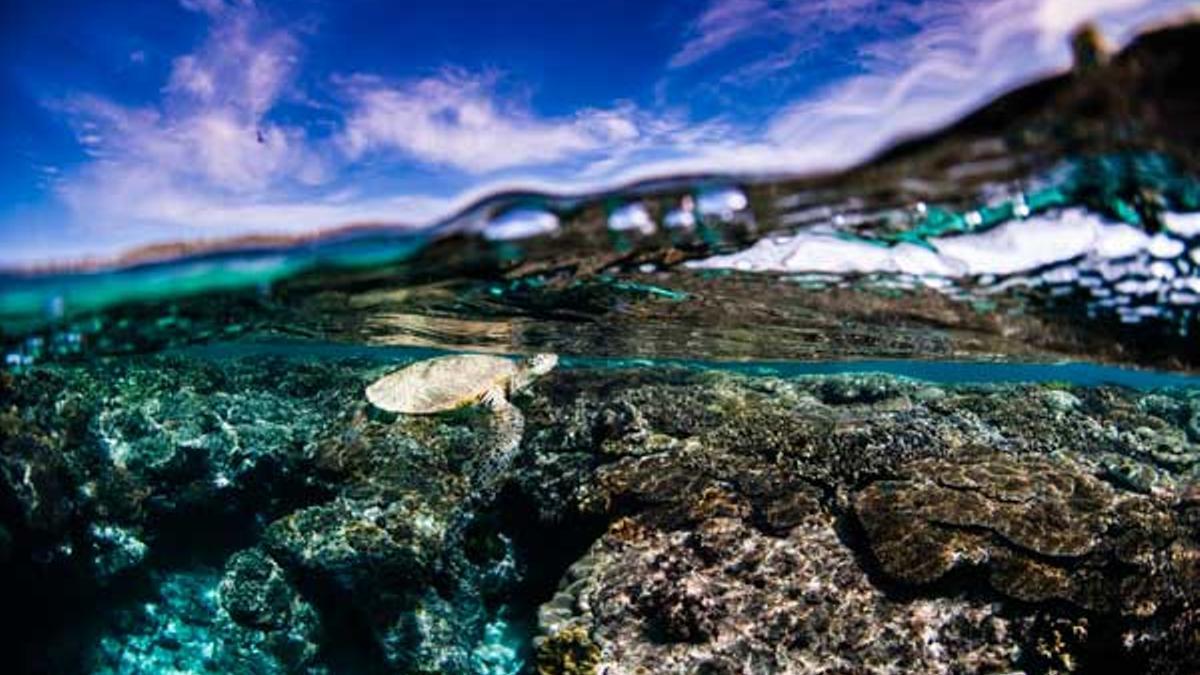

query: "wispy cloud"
left=24, top=0, right=1190, bottom=265
left=636, top=0, right=1194, bottom=181
left=47, top=1, right=655, bottom=250
left=54, top=0, right=334, bottom=240
left=336, top=70, right=642, bottom=173
left=669, top=0, right=899, bottom=70
left=166, top=1, right=298, bottom=120
left=758, top=0, right=1190, bottom=165
left=669, top=0, right=771, bottom=68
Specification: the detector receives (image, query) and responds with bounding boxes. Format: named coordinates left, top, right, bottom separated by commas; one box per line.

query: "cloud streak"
left=337, top=70, right=641, bottom=173
left=628, top=0, right=1194, bottom=183
left=669, top=0, right=904, bottom=70
left=22, top=0, right=1191, bottom=265
left=55, top=0, right=332, bottom=241
left=756, top=0, right=1190, bottom=167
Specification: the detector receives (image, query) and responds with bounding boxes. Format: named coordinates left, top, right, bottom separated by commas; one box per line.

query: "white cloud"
left=670, top=0, right=903, bottom=69
left=179, top=0, right=230, bottom=18
left=1032, top=0, right=1152, bottom=45
left=756, top=0, right=1192, bottom=170
left=52, top=1, right=348, bottom=243
left=337, top=70, right=642, bottom=173
left=625, top=0, right=1194, bottom=183
left=670, top=0, right=771, bottom=68
left=48, top=3, right=657, bottom=253
left=27, top=0, right=1191, bottom=267
left=166, top=3, right=297, bottom=118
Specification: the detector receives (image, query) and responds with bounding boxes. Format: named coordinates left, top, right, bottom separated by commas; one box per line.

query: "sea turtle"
left=365, top=352, right=558, bottom=508
left=366, top=353, right=557, bottom=416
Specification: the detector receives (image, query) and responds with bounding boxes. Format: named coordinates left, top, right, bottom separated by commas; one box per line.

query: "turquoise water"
left=180, top=340, right=1200, bottom=389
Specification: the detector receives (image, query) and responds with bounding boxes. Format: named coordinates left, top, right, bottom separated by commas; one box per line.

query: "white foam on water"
left=1165, top=212, right=1200, bottom=237
left=1042, top=266, right=1079, bottom=284
left=481, top=209, right=560, bottom=241
left=689, top=209, right=1155, bottom=279
left=1148, top=232, right=1186, bottom=258
left=664, top=208, right=696, bottom=229
left=696, top=188, right=748, bottom=219
left=1149, top=260, right=1176, bottom=279
left=607, top=203, right=656, bottom=235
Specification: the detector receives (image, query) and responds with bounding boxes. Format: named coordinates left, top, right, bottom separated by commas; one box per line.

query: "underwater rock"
left=470, top=614, right=525, bottom=675
left=90, top=569, right=226, bottom=674
left=7, top=354, right=1200, bottom=673
left=217, top=548, right=324, bottom=672
left=514, top=370, right=1200, bottom=672
left=88, top=523, right=148, bottom=581
left=90, top=567, right=325, bottom=675
left=262, top=494, right=510, bottom=672
left=0, top=408, right=78, bottom=536
left=0, top=356, right=364, bottom=575
left=535, top=507, right=1019, bottom=673
left=263, top=494, right=447, bottom=594
left=814, top=372, right=911, bottom=405
left=535, top=625, right=600, bottom=675
left=88, top=359, right=340, bottom=512
left=220, top=548, right=310, bottom=628
left=518, top=370, right=970, bottom=519
left=377, top=587, right=478, bottom=673
left=853, top=454, right=1195, bottom=618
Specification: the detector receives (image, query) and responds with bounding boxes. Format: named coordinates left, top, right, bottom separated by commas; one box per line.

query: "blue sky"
left=0, top=0, right=1192, bottom=264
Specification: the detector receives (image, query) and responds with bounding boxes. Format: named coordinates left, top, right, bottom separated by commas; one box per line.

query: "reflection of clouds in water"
left=481, top=210, right=560, bottom=242
left=690, top=207, right=1200, bottom=325
left=689, top=209, right=1151, bottom=276
left=608, top=203, right=656, bottom=235
left=696, top=188, right=749, bottom=220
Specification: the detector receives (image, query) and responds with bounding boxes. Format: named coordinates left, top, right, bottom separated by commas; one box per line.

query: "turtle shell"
left=365, top=354, right=518, bottom=414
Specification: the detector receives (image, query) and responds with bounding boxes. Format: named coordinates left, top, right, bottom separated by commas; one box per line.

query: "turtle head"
left=524, top=353, right=559, bottom=376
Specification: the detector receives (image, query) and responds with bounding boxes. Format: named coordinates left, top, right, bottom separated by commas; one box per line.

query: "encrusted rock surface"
left=853, top=453, right=1197, bottom=618
left=3, top=357, right=1199, bottom=673
left=537, top=506, right=1020, bottom=673
left=217, top=547, right=324, bottom=670
left=89, top=564, right=323, bottom=675
left=518, top=370, right=1200, bottom=674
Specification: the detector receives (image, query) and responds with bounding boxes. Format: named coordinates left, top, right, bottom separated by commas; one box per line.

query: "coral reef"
left=852, top=453, right=1197, bottom=619
left=3, top=357, right=1199, bottom=673
left=217, top=547, right=324, bottom=671
left=536, top=508, right=1019, bottom=673
left=89, top=563, right=323, bottom=674
left=517, top=370, right=1200, bottom=673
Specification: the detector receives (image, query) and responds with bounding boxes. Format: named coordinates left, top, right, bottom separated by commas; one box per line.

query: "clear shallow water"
left=3, top=21, right=1200, bottom=675
left=5, top=149, right=1200, bottom=370
left=180, top=340, right=1200, bottom=389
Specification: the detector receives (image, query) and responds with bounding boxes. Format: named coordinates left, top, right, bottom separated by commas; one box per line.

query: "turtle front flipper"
left=475, top=387, right=525, bottom=507
left=438, top=388, right=526, bottom=582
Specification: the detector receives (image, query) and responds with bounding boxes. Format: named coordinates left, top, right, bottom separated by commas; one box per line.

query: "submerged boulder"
left=536, top=504, right=1021, bottom=673
left=217, top=548, right=324, bottom=672
left=261, top=491, right=520, bottom=672
left=518, top=371, right=1200, bottom=673
left=853, top=454, right=1198, bottom=617
left=90, top=564, right=324, bottom=675
left=263, top=495, right=446, bottom=595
